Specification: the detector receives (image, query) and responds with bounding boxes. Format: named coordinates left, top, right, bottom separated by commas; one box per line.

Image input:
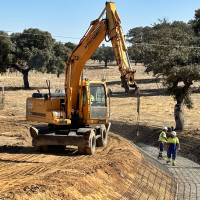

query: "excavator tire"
left=34, top=145, right=66, bottom=153
left=85, top=130, right=96, bottom=155
left=96, top=125, right=107, bottom=147
left=48, top=145, right=66, bottom=152
left=34, top=146, right=48, bottom=152
left=41, top=145, right=49, bottom=152
left=34, top=146, right=42, bottom=152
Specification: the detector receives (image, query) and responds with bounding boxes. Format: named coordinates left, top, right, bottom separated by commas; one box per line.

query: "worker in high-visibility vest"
left=90, top=94, right=95, bottom=105
left=157, top=127, right=168, bottom=159
left=166, top=131, right=180, bottom=166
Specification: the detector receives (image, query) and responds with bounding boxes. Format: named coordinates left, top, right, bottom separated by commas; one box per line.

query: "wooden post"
left=0, top=86, right=5, bottom=110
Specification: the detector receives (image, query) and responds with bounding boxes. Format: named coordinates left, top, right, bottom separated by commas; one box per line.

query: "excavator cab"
left=79, top=81, right=109, bottom=125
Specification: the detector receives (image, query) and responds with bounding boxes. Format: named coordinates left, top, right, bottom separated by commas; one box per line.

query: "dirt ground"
left=0, top=62, right=199, bottom=199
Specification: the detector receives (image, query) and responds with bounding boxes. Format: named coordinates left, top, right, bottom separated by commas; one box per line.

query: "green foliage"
left=189, top=9, right=200, bottom=36
left=0, top=31, right=15, bottom=72
left=127, top=18, right=200, bottom=109
left=65, top=42, right=76, bottom=51
left=128, top=45, right=143, bottom=64
left=47, top=42, right=70, bottom=77
left=0, top=28, right=71, bottom=88
left=10, top=28, right=55, bottom=72
left=165, top=65, right=200, bottom=108
left=91, top=45, right=115, bottom=67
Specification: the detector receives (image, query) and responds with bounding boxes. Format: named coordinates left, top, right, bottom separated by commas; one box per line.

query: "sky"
left=0, top=0, right=200, bottom=45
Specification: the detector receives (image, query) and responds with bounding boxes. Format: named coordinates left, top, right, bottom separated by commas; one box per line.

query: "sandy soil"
left=0, top=62, right=199, bottom=199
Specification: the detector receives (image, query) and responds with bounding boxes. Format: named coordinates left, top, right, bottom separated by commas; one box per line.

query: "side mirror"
left=44, top=94, right=49, bottom=101
left=108, top=88, right=112, bottom=96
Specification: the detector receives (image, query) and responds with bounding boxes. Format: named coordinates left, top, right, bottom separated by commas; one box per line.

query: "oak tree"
left=127, top=19, right=200, bottom=130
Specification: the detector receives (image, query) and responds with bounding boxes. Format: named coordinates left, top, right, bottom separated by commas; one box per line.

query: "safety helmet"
left=163, top=127, right=168, bottom=131
left=171, top=131, right=176, bottom=137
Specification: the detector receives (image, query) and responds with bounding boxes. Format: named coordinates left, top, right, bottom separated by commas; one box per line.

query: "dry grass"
left=0, top=62, right=199, bottom=129
left=87, top=62, right=200, bottom=130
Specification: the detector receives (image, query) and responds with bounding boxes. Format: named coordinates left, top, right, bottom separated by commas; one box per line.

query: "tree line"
left=0, top=28, right=77, bottom=89
left=0, top=29, right=114, bottom=89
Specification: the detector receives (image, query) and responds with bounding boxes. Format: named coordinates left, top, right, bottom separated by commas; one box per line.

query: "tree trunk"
left=105, top=60, right=108, bottom=68
left=10, top=64, right=30, bottom=89
left=174, top=103, right=184, bottom=130
left=22, top=70, right=30, bottom=89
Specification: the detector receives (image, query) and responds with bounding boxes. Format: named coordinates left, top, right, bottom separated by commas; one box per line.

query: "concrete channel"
left=136, top=143, right=200, bottom=200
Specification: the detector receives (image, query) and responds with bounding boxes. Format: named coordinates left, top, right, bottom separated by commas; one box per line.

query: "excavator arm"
left=105, top=2, right=137, bottom=92
left=65, top=1, right=138, bottom=119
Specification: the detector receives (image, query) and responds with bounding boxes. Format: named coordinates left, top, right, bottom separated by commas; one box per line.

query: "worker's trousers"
left=159, top=142, right=164, bottom=152
left=167, top=148, right=177, bottom=160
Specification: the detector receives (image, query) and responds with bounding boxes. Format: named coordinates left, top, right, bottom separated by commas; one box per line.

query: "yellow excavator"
left=26, top=1, right=138, bottom=155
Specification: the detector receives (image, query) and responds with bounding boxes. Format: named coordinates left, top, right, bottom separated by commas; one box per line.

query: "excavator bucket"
left=121, top=70, right=139, bottom=94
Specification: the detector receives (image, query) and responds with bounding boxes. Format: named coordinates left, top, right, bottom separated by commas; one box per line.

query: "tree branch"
left=10, top=64, right=22, bottom=73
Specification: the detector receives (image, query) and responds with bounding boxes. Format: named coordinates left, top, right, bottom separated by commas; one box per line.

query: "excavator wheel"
left=34, top=145, right=49, bottom=153
left=48, top=145, right=66, bottom=152
left=85, top=130, right=96, bottom=155
left=96, top=125, right=107, bottom=147
left=41, top=145, right=49, bottom=152
left=34, top=146, right=42, bottom=152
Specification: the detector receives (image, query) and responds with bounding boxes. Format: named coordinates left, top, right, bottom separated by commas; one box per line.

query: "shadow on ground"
left=1, top=86, right=47, bottom=91
left=1, top=120, right=199, bottom=163
left=0, top=145, right=79, bottom=157
left=110, top=121, right=160, bottom=145
left=106, top=78, right=161, bottom=86
left=110, top=120, right=200, bottom=163
left=111, top=88, right=166, bottom=97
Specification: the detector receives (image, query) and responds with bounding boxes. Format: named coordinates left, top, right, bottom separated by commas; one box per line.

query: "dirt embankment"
left=110, top=121, right=200, bottom=163
left=0, top=119, right=176, bottom=199
left=0, top=107, right=176, bottom=199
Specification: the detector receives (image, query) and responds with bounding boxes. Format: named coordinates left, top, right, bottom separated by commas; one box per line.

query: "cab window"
left=90, top=84, right=106, bottom=106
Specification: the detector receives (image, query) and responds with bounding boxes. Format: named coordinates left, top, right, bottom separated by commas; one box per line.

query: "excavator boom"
left=65, top=19, right=107, bottom=118
left=65, top=1, right=138, bottom=118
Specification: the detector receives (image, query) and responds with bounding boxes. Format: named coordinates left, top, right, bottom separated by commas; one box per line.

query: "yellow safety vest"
left=167, top=137, right=179, bottom=144
left=158, top=131, right=166, bottom=142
